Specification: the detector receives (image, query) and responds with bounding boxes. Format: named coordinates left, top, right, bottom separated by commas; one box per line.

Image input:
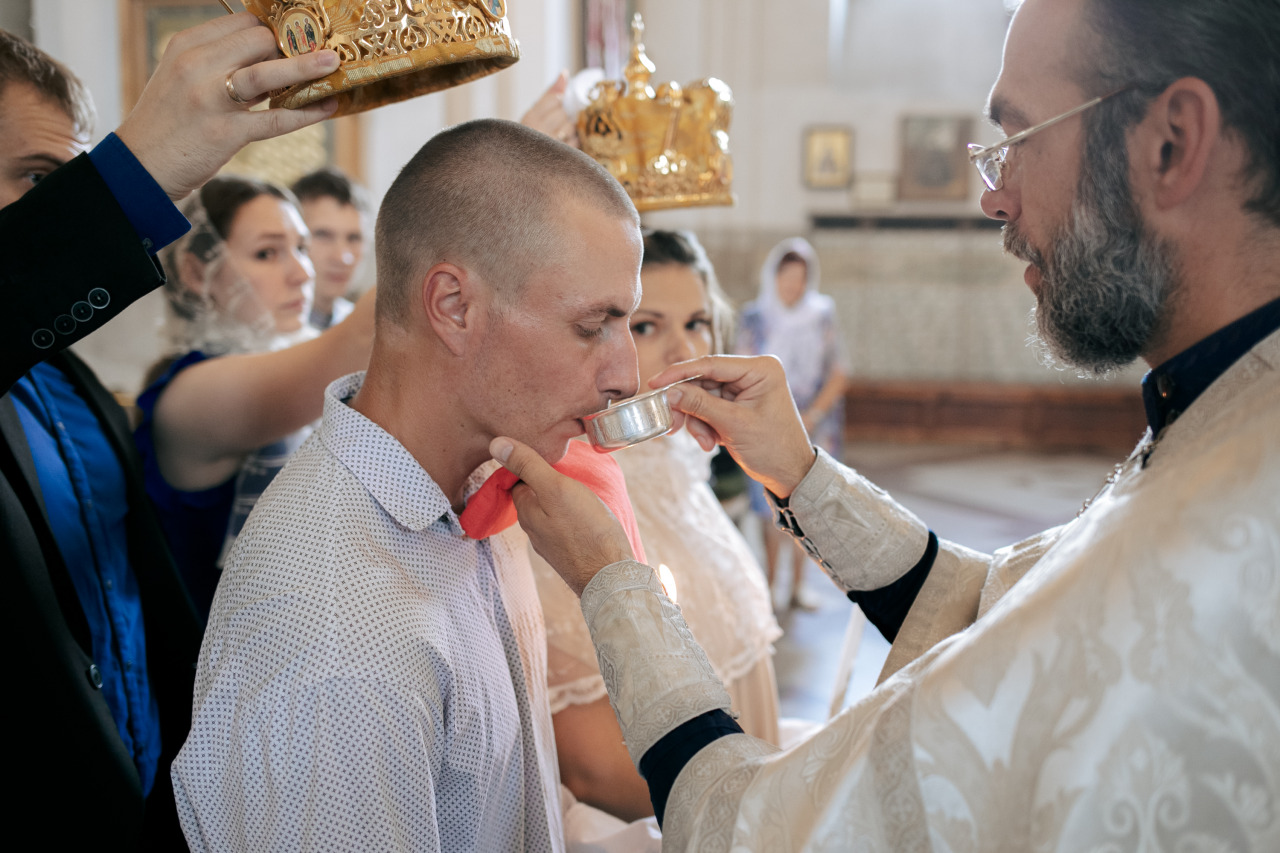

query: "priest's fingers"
left=663, top=356, right=815, bottom=497
left=116, top=13, right=338, bottom=202
left=491, top=437, right=633, bottom=595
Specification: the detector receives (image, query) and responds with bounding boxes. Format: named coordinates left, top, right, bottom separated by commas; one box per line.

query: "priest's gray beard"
left=1004, top=120, right=1182, bottom=376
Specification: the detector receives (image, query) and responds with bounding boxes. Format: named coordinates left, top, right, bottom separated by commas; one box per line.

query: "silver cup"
left=580, top=376, right=701, bottom=453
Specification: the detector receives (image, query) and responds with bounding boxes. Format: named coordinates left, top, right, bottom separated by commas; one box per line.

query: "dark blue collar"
left=1141, top=296, right=1280, bottom=435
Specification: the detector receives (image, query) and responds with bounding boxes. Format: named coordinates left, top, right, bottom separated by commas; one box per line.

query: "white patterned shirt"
left=172, top=372, right=562, bottom=852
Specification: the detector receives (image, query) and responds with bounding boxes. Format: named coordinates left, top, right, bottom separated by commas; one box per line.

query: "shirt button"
left=124, top=660, right=133, bottom=672
left=86, top=664, right=103, bottom=689
left=104, top=578, right=113, bottom=590
left=88, top=288, right=111, bottom=309
left=1156, top=373, right=1174, bottom=399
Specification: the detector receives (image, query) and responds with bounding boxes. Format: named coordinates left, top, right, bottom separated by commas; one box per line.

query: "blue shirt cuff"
left=87, top=133, right=190, bottom=254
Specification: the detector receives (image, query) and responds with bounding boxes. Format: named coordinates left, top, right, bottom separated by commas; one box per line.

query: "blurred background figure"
left=532, top=229, right=782, bottom=828
left=291, top=166, right=369, bottom=330
left=736, top=237, right=848, bottom=611
left=135, top=176, right=374, bottom=619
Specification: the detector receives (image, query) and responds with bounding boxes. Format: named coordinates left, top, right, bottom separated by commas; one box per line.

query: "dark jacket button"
left=88, top=288, right=110, bottom=308
left=32, top=329, right=55, bottom=349
left=86, top=664, right=103, bottom=689
left=54, top=314, right=76, bottom=335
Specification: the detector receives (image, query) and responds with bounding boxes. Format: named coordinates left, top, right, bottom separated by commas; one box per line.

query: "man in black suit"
left=0, top=15, right=340, bottom=847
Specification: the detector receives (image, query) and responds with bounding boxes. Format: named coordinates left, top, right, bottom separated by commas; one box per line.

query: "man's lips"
left=1024, top=263, right=1042, bottom=291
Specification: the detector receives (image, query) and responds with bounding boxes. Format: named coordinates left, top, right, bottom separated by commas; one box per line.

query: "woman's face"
left=213, top=195, right=314, bottom=334
left=775, top=259, right=808, bottom=308
left=631, top=262, right=713, bottom=388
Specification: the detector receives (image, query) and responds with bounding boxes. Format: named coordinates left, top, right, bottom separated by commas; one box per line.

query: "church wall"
left=24, top=0, right=1140, bottom=407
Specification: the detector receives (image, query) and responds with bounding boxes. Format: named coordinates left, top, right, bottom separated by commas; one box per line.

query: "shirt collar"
left=1141, top=296, right=1280, bottom=435
left=319, top=372, right=456, bottom=533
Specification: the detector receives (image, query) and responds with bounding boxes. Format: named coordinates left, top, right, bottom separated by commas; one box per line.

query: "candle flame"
left=657, top=563, right=678, bottom=604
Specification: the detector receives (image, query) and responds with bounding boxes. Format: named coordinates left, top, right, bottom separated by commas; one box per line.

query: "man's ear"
left=1133, top=76, right=1220, bottom=211
left=421, top=262, right=476, bottom=357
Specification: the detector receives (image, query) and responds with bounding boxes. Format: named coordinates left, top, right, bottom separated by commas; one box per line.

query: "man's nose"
left=602, top=331, right=640, bottom=400
left=980, top=182, right=1019, bottom=223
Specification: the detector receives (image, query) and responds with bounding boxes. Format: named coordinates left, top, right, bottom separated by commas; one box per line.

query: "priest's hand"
left=116, top=12, right=339, bottom=202
left=650, top=354, right=817, bottom=499
left=490, top=437, right=633, bottom=596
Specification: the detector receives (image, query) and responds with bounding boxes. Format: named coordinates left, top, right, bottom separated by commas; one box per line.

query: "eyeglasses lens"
left=967, top=143, right=1005, bottom=192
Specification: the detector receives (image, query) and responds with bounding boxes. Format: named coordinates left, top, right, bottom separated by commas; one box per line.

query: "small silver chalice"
left=580, top=375, right=702, bottom=453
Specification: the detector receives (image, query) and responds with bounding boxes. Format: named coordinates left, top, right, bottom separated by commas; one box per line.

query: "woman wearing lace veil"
left=736, top=237, right=849, bottom=610
left=134, top=175, right=374, bottom=619
left=531, top=229, right=782, bottom=828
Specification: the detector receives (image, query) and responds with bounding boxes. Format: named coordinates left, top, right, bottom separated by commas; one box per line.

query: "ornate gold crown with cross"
left=242, top=0, right=519, bottom=118
left=577, top=15, right=734, bottom=212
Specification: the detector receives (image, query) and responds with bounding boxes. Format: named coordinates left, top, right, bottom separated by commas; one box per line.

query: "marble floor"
left=734, top=441, right=1127, bottom=724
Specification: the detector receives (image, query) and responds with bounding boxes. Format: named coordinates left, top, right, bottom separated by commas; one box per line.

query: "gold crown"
left=577, top=15, right=734, bottom=212
left=243, top=0, right=519, bottom=118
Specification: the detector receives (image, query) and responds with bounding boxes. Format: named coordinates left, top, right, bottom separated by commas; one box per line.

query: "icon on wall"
left=803, top=126, right=854, bottom=190
left=898, top=116, right=973, bottom=201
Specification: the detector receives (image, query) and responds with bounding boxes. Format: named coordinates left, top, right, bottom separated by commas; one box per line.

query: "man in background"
left=0, top=16, right=339, bottom=846
left=292, top=166, right=368, bottom=329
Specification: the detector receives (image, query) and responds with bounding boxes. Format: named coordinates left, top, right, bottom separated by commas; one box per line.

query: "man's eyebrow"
left=986, top=95, right=1029, bottom=133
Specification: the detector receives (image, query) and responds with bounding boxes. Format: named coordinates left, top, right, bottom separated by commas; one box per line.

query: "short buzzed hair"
left=375, top=118, right=638, bottom=324
left=291, top=166, right=369, bottom=214
left=0, top=29, right=94, bottom=138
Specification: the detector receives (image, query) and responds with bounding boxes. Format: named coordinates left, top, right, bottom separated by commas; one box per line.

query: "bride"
left=531, top=229, right=782, bottom=824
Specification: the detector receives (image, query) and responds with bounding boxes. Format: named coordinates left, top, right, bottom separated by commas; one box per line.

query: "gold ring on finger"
left=225, top=73, right=252, bottom=106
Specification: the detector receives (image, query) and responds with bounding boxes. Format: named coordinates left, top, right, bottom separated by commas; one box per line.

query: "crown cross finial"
left=624, top=12, right=656, bottom=93
left=578, top=12, right=735, bottom=211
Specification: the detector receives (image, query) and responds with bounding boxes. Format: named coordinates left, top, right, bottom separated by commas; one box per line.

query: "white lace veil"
left=159, top=178, right=316, bottom=359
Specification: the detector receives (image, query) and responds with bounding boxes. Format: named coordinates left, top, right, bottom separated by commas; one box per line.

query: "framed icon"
left=803, top=126, right=854, bottom=190
left=897, top=115, right=972, bottom=201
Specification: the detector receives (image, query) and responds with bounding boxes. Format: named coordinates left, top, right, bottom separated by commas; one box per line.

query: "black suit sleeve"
left=0, top=153, right=166, bottom=395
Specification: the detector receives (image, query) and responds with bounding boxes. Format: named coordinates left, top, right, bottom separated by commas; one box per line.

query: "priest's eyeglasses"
left=967, top=87, right=1132, bottom=192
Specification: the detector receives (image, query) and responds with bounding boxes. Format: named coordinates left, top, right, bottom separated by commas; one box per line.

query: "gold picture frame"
left=118, top=0, right=363, bottom=187
left=803, top=126, right=854, bottom=190
left=897, top=115, right=972, bottom=201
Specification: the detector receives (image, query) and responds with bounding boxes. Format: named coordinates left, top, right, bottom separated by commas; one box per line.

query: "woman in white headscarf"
left=134, top=175, right=374, bottom=619
left=531, top=230, right=782, bottom=833
left=736, top=237, right=849, bottom=610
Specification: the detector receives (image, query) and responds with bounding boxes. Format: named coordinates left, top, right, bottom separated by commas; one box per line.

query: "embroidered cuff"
left=774, top=448, right=930, bottom=593
left=582, top=560, right=734, bottom=766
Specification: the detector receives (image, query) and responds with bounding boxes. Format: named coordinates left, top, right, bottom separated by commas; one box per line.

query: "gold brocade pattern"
left=243, top=0, right=519, bottom=117
left=578, top=15, right=734, bottom=212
